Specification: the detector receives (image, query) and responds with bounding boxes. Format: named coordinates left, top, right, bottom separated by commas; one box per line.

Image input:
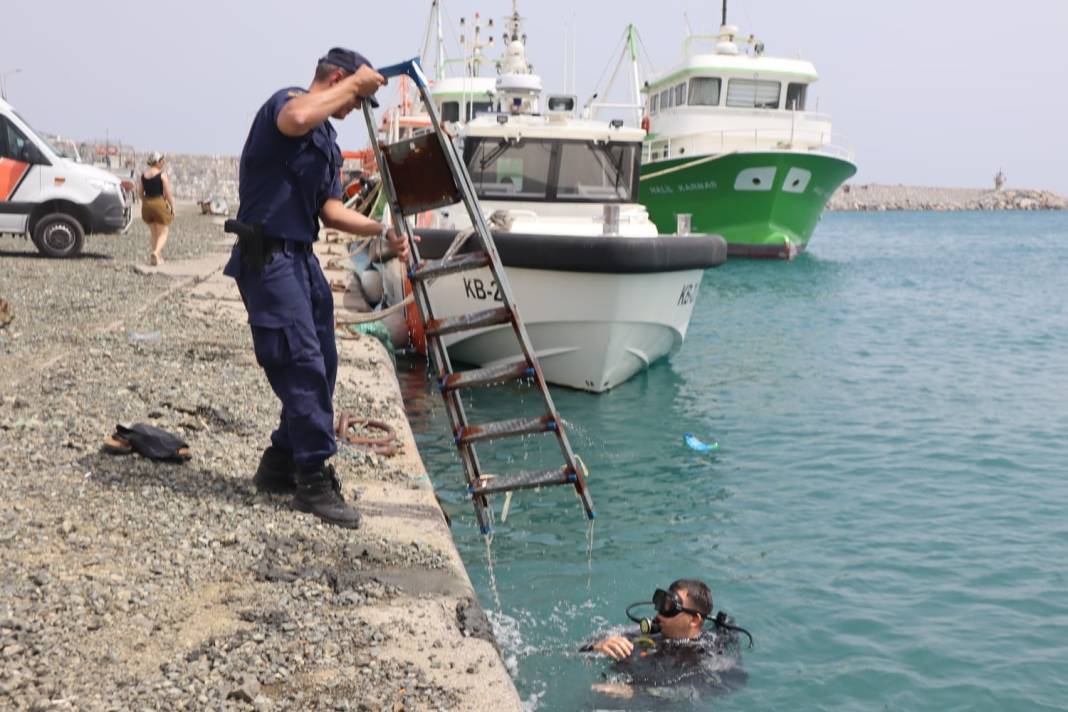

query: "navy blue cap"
left=319, top=47, right=380, bottom=108
left=319, top=47, right=373, bottom=74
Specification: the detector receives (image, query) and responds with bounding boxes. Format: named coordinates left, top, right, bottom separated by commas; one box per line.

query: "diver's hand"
left=591, top=682, right=636, bottom=699
left=592, top=635, right=634, bottom=660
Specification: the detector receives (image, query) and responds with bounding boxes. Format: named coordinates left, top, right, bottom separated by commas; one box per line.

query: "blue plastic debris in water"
left=684, top=433, right=719, bottom=453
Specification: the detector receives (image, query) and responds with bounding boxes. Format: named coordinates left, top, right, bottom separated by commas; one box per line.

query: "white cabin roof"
left=648, top=53, right=818, bottom=91
left=463, top=114, right=645, bottom=143
left=430, top=76, right=497, bottom=101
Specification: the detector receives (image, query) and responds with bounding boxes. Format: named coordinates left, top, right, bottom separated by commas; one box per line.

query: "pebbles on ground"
left=0, top=213, right=466, bottom=710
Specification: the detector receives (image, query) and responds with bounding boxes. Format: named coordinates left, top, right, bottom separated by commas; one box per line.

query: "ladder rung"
left=456, top=415, right=556, bottom=446
left=410, top=252, right=491, bottom=281
left=471, top=467, right=576, bottom=496
left=427, top=306, right=512, bottom=337
left=440, top=362, right=535, bottom=392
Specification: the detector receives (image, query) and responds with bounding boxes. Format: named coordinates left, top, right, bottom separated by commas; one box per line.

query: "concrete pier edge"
left=9, top=217, right=524, bottom=710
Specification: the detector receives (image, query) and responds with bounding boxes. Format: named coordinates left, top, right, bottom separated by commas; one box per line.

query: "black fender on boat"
left=412, top=229, right=728, bottom=273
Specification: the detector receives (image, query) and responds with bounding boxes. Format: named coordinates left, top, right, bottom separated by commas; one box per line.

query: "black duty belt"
left=262, top=237, right=313, bottom=254
left=224, top=219, right=312, bottom=272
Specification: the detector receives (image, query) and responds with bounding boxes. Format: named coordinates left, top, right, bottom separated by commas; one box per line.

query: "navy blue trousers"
left=224, top=243, right=337, bottom=471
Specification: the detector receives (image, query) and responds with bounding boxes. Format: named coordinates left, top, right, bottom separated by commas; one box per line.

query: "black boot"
left=292, top=464, right=361, bottom=529
left=253, top=446, right=298, bottom=494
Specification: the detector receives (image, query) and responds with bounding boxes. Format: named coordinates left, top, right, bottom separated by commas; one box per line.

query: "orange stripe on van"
left=0, top=158, right=30, bottom=200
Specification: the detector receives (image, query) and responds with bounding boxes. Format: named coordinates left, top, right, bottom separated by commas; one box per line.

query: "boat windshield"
left=464, top=137, right=640, bottom=203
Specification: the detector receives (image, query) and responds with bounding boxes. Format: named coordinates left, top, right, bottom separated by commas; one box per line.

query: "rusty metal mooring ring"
left=335, top=412, right=399, bottom=456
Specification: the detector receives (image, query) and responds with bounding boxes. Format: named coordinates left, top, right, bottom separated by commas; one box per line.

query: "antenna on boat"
left=722, top=0, right=728, bottom=27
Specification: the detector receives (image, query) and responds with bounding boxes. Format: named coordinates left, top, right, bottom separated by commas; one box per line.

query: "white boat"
left=355, top=2, right=725, bottom=392
left=398, top=2, right=726, bottom=392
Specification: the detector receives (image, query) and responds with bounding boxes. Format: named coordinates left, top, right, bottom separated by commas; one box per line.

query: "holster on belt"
left=223, top=219, right=269, bottom=273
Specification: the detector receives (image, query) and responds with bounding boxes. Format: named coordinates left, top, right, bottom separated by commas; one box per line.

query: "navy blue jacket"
left=236, top=87, right=343, bottom=242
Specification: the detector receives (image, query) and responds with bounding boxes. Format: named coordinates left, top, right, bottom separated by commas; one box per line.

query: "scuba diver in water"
left=582, top=579, right=752, bottom=704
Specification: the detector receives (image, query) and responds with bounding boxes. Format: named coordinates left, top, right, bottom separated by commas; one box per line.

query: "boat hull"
left=640, top=151, right=857, bottom=259
left=427, top=266, right=704, bottom=392
left=411, top=229, right=726, bottom=392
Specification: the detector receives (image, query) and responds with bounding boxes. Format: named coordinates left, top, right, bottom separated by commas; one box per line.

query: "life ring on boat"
left=343, top=178, right=362, bottom=199
left=640, top=115, right=651, bottom=133
left=403, top=272, right=427, bottom=354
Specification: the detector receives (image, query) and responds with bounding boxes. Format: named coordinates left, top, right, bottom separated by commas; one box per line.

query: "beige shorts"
left=142, top=196, right=173, bottom=226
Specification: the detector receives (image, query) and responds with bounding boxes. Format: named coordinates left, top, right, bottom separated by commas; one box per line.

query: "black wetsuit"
left=583, top=629, right=748, bottom=708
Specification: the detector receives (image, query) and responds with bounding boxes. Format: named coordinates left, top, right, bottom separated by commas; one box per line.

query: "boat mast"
left=627, top=25, right=642, bottom=127
left=419, top=1, right=446, bottom=82
left=584, top=24, right=646, bottom=126
left=722, top=0, right=728, bottom=26
left=436, top=1, right=445, bottom=82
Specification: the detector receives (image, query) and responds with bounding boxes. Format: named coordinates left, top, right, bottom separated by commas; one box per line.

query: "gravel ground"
left=0, top=207, right=221, bottom=367
left=0, top=209, right=518, bottom=711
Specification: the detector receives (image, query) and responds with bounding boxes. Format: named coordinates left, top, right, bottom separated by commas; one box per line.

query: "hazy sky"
left=3, top=0, right=1066, bottom=192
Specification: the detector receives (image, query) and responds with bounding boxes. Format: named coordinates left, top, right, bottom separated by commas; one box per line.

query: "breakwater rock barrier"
left=93, top=145, right=1068, bottom=214
left=828, top=184, right=1066, bottom=212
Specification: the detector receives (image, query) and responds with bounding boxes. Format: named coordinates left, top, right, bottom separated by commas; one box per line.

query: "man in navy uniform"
left=225, top=47, right=410, bottom=528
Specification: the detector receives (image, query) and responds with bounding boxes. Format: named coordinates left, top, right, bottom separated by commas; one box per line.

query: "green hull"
left=640, top=151, right=857, bottom=259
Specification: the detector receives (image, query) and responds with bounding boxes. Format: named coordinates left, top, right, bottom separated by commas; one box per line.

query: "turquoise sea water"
left=400, top=212, right=1068, bottom=711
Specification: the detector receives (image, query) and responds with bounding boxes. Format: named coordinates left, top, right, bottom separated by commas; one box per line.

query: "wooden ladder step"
left=455, top=415, right=556, bottom=446
left=439, top=362, right=535, bottom=393
left=471, top=466, right=576, bottom=496
left=426, top=306, right=512, bottom=337
left=410, top=252, right=491, bottom=281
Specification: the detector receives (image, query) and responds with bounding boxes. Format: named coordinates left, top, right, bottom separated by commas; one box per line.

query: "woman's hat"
left=147, top=151, right=164, bottom=165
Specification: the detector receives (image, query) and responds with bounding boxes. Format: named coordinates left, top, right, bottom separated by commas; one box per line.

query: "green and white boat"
left=637, top=6, right=856, bottom=259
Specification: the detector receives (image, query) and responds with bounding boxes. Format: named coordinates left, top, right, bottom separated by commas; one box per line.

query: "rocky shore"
left=827, top=184, right=1066, bottom=212
left=0, top=209, right=520, bottom=711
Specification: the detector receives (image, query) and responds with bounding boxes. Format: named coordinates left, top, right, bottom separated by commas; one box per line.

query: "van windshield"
left=12, top=109, right=62, bottom=157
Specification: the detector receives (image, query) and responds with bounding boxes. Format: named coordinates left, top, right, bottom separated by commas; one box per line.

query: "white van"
left=0, top=98, right=131, bottom=257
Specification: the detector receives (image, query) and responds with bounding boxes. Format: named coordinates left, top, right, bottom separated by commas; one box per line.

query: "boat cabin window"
left=688, top=77, right=721, bottom=106
left=786, top=82, right=807, bottom=111
left=649, top=94, right=659, bottom=115
left=557, top=141, right=638, bottom=201
left=660, top=88, right=673, bottom=110
left=439, top=101, right=493, bottom=123
left=726, top=79, right=781, bottom=109
left=468, top=102, right=493, bottom=121
left=441, top=101, right=460, bottom=123
left=465, top=137, right=639, bottom=203
left=466, top=138, right=553, bottom=199
left=674, top=83, right=687, bottom=107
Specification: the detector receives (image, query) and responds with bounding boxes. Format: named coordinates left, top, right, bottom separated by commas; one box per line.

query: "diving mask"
left=624, top=587, right=755, bottom=647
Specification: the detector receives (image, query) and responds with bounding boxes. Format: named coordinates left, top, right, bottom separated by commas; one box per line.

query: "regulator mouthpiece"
left=638, top=617, right=661, bottom=635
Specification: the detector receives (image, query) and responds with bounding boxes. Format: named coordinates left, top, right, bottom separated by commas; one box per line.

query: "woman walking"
left=138, top=151, right=175, bottom=265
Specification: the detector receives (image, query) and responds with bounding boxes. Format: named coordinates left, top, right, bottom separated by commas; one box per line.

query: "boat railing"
left=643, top=127, right=854, bottom=163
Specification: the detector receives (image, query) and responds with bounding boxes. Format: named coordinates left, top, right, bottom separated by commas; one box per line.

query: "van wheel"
left=31, top=213, right=85, bottom=258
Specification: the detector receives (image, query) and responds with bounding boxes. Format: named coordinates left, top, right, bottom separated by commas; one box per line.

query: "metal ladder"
left=362, top=58, right=594, bottom=534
